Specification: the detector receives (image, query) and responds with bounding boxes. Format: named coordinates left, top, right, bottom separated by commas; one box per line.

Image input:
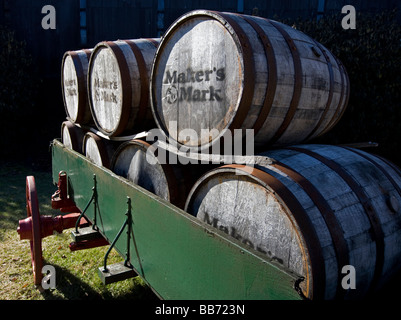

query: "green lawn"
left=0, top=159, right=157, bottom=300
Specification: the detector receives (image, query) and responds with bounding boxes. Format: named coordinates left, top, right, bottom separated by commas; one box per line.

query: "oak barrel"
left=61, top=121, right=86, bottom=153
left=151, top=10, right=349, bottom=150
left=61, top=49, right=93, bottom=124
left=88, top=38, right=160, bottom=137
left=185, top=145, right=401, bottom=300
left=111, top=139, right=199, bottom=209
left=82, top=132, right=119, bottom=169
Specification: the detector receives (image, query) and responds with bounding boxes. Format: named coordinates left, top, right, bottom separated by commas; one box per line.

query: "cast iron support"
left=98, top=197, right=137, bottom=284
left=74, top=174, right=97, bottom=234
left=71, top=174, right=103, bottom=242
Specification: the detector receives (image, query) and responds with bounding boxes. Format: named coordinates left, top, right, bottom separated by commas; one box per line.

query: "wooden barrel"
left=111, top=139, right=199, bottom=209
left=82, top=132, right=119, bottom=169
left=151, top=10, right=349, bottom=150
left=61, top=121, right=86, bottom=153
left=61, top=49, right=93, bottom=124
left=88, top=38, right=160, bottom=137
left=185, top=145, right=401, bottom=300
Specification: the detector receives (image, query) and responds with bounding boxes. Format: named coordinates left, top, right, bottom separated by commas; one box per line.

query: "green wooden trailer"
left=18, top=139, right=303, bottom=300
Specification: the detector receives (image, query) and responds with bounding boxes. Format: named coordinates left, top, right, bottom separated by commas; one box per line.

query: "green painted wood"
left=51, top=139, right=301, bottom=300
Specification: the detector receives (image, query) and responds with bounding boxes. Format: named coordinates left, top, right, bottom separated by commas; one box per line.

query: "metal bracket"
left=98, top=197, right=137, bottom=285
left=51, top=171, right=80, bottom=213
left=71, top=174, right=101, bottom=242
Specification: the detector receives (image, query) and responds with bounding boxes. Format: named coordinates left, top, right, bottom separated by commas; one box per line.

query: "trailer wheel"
left=25, top=176, right=43, bottom=286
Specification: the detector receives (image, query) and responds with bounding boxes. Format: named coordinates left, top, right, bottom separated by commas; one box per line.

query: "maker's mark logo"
left=165, top=86, right=178, bottom=104
left=164, top=67, right=225, bottom=104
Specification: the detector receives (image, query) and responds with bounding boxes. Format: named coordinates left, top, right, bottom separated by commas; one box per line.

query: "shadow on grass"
left=1, top=160, right=159, bottom=301
left=0, top=160, right=59, bottom=238
left=40, top=260, right=158, bottom=300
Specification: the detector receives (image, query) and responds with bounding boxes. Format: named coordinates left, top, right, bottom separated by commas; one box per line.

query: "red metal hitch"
left=51, top=171, right=80, bottom=213
left=17, top=174, right=108, bottom=285
left=17, top=212, right=83, bottom=241
left=17, top=172, right=95, bottom=285
left=17, top=176, right=84, bottom=285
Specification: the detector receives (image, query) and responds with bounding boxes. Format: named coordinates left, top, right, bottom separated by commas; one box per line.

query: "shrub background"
left=0, top=26, right=39, bottom=157
left=284, top=9, right=401, bottom=165
left=0, top=9, right=400, bottom=165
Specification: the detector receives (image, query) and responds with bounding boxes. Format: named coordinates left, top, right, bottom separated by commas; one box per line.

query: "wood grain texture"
left=61, top=121, right=86, bottom=153
left=88, top=38, right=160, bottom=136
left=151, top=10, right=349, bottom=151
left=82, top=132, right=120, bottom=169
left=111, top=139, right=207, bottom=209
left=185, top=145, right=401, bottom=300
left=61, top=49, right=93, bottom=124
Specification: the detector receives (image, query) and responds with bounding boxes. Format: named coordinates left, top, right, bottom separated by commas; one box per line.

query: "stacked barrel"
left=150, top=11, right=349, bottom=150
left=60, top=10, right=401, bottom=300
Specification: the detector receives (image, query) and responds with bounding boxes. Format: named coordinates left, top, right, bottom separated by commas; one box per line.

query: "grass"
left=0, top=158, right=157, bottom=300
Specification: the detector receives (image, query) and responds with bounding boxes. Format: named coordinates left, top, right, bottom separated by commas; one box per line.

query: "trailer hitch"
left=17, top=176, right=84, bottom=285
left=51, top=171, right=80, bottom=213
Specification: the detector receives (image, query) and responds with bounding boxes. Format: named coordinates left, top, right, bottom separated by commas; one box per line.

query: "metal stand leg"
left=71, top=175, right=103, bottom=242
left=98, top=197, right=137, bottom=285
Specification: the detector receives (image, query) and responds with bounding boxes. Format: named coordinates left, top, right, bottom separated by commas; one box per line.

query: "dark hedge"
left=280, top=9, right=401, bottom=166
left=1, top=10, right=401, bottom=166
left=0, top=25, right=40, bottom=157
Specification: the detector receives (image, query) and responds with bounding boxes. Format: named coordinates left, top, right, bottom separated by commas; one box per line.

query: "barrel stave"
left=185, top=145, right=401, bottom=299
left=111, top=139, right=204, bottom=209
left=88, top=38, right=160, bottom=137
left=61, top=49, right=93, bottom=124
left=82, top=132, right=119, bottom=169
left=61, top=121, right=86, bottom=153
left=151, top=10, right=349, bottom=150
